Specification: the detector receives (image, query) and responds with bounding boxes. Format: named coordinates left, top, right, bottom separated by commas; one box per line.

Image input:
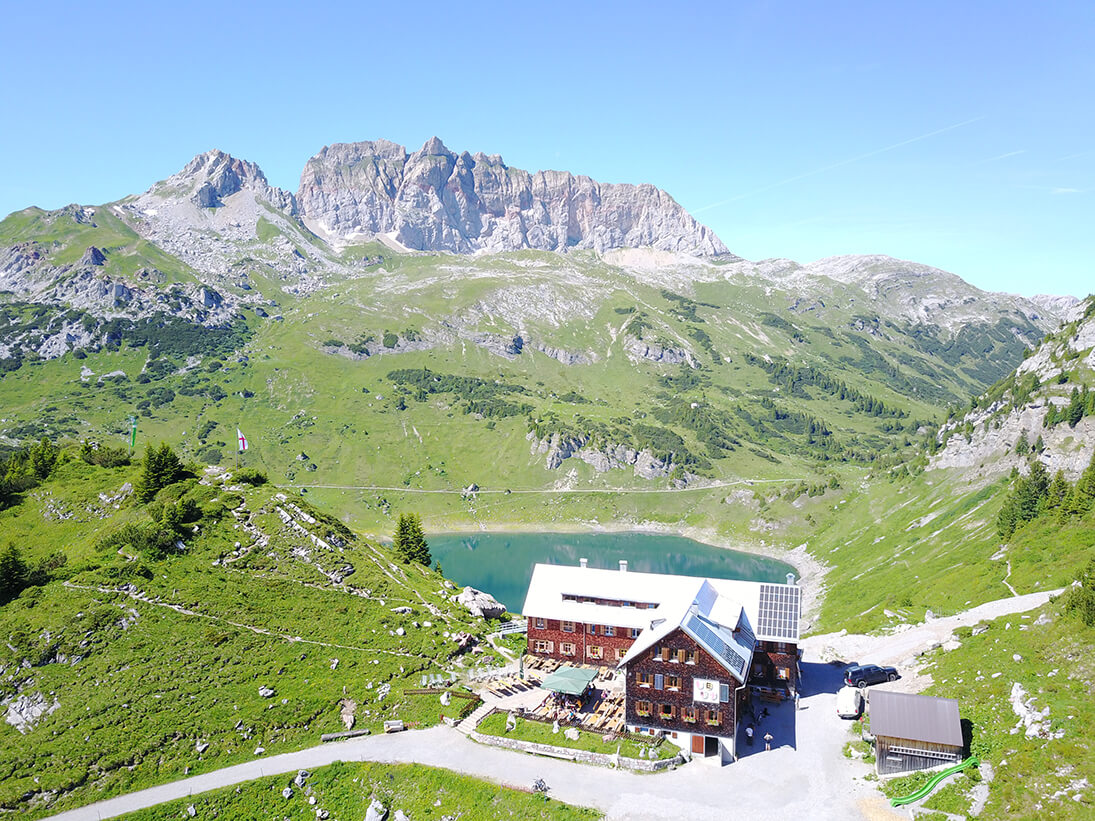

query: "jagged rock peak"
left=152, top=149, right=296, bottom=213
left=79, top=246, right=107, bottom=267
left=297, top=137, right=729, bottom=256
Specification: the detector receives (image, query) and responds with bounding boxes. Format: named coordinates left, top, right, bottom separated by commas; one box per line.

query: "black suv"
left=844, top=664, right=899, bottom=688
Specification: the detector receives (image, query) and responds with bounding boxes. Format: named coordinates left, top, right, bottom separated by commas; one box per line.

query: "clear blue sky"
left=1, top=1, right=1091, bottom=297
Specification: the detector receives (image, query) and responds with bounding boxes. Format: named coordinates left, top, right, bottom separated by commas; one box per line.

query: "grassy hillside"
left=0, top=257, right=988, bottom=531
left=121, top=760, right=598, bottom=821
left=0, top=453, right=504, bottom=819
left=889, top=586, right=1095, bottom=819
left=0, top=206, right=198, bottom=283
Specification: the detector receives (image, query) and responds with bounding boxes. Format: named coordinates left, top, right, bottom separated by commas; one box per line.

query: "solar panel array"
left=756, top=584, right=801, bottom=641
left=736, top=616, right=755, bottom=647
left=686, top=614, right=749, bottom=680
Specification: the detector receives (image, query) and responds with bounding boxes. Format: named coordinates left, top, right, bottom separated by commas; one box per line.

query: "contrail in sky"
left=693, top=115, right=986, bottom=214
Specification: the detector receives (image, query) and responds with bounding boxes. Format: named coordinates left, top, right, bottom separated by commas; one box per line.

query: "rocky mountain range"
left=295, top=138, right=730, bottom=256
left=0, top=137, right=1081, bottom=419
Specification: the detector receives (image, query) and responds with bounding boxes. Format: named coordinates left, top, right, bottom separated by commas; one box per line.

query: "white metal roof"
left=614, top=578, right=757, bottom=683
left=522, top=562, right=800, bottom=643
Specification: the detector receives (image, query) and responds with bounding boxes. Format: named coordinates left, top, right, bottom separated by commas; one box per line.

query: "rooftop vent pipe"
left=619, top=560, right=628, bottom=573
left=579, top=558, right=588, bottom=569
left=786, top=572, right=796, bottom=586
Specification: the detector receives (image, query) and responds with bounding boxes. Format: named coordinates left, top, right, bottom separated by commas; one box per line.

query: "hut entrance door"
left=704, top=736, right=719, bottom=757
left=691, top=735, right=704, bottom=754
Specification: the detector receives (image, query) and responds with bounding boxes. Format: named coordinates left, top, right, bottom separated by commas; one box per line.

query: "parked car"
left=836, top=686, right=864, bottom=718
left=843, top=664, right=899, bottom=688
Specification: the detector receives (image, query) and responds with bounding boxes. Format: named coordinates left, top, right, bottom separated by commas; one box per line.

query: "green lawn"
left=476, top=711, right=678, bottom=761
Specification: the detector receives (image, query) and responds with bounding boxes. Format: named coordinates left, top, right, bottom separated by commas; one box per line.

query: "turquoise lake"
left=428, top=531, right=795, bottom=613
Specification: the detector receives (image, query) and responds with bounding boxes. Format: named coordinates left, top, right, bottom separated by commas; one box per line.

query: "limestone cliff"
left=296, top=137, right=729, bottom=256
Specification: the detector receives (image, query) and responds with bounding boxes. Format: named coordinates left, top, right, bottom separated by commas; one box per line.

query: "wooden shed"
left=869, top=691, right=963, bottom=776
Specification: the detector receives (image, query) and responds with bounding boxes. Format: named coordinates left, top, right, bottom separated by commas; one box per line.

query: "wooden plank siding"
left=875, top=735, right=963, bottom=776
left=623, top=627, right=738, bottom=740
left=526, top=617, right=638, bottom=664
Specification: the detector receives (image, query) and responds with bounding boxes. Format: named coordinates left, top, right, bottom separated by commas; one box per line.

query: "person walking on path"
left=794, top=691, right=800, bottom=711
left=764, top=732, right=773, bottom=751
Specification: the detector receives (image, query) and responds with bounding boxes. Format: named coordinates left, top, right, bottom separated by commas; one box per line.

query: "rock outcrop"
left=164, top=150, right=296, bottom=214
left=454, top=587, right=506, bottom=618
left=296, top=137, right=729, bottom=256
left=3, top=691, right=60, bottom=734
left=79, top=246, right=107, bottom=267
left=931, top=298, right=1095, bottom=481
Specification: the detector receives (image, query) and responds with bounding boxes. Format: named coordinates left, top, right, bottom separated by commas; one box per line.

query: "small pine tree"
left=135, top=443, right=184, bottom=503
left=393, top=513, right=431, bottom=565
left=1046, top=470, right=1070, bottom=510
left=408, top=514, right=431, bottom=566
left=1065, top=559, right=1095, bottom=628
left=28, top=438, right=58, bottom=480
left=1075, top=452, right=1095, bottom=514
left=1067, top=388, right=1085, bottom=427
left=0, top=543, right=29, bottom=605
left=1044, top=404, right=1058, bottom=427
left=393, top=514, right=410, bottom=562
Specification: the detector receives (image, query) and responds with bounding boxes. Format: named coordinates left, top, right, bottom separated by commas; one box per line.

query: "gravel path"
left=803, top=588, right=1062, bottom=692
left=44, top=590, right=1057, bottom=821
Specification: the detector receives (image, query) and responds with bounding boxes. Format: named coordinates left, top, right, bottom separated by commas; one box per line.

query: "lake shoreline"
left=421, top=519, right=829, bottom=632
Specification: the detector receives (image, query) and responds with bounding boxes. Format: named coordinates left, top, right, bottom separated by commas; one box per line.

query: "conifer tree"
left=1067, top=388, right=1084, bottom=427
left=408, top=513, right=431, bottom=566
left=393, top=514, right=413, bottom=563
left=1075, top=451, right=1095, bottom=514
left=393, top=513, right=431, bottom=565
left=28, top=438, right=58, bottom=480
left=1046, top=470, right=1070, bottom=510
left=0, top=543, right=29, bottom=605
left=135, top=444, right=184, bottom=503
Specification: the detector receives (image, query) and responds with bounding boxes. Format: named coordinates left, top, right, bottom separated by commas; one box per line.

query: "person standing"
left=764, top=732, right=773, bottom=751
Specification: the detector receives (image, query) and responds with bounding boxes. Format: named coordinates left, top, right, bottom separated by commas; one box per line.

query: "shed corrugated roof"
left=870, top=690, right=962, bottom=747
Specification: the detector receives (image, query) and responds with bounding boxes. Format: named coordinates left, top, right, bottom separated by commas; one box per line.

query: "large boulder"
left=365, top=798, right=388, bottom=821
left=454, top=587, right=506, bottom=618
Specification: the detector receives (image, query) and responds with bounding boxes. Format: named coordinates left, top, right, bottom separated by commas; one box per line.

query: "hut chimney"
left=579, top=557, right=588, bottom=569
left=786, top=572, right=796, bottom=586
left=619, top=560, right=628, bottom=573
